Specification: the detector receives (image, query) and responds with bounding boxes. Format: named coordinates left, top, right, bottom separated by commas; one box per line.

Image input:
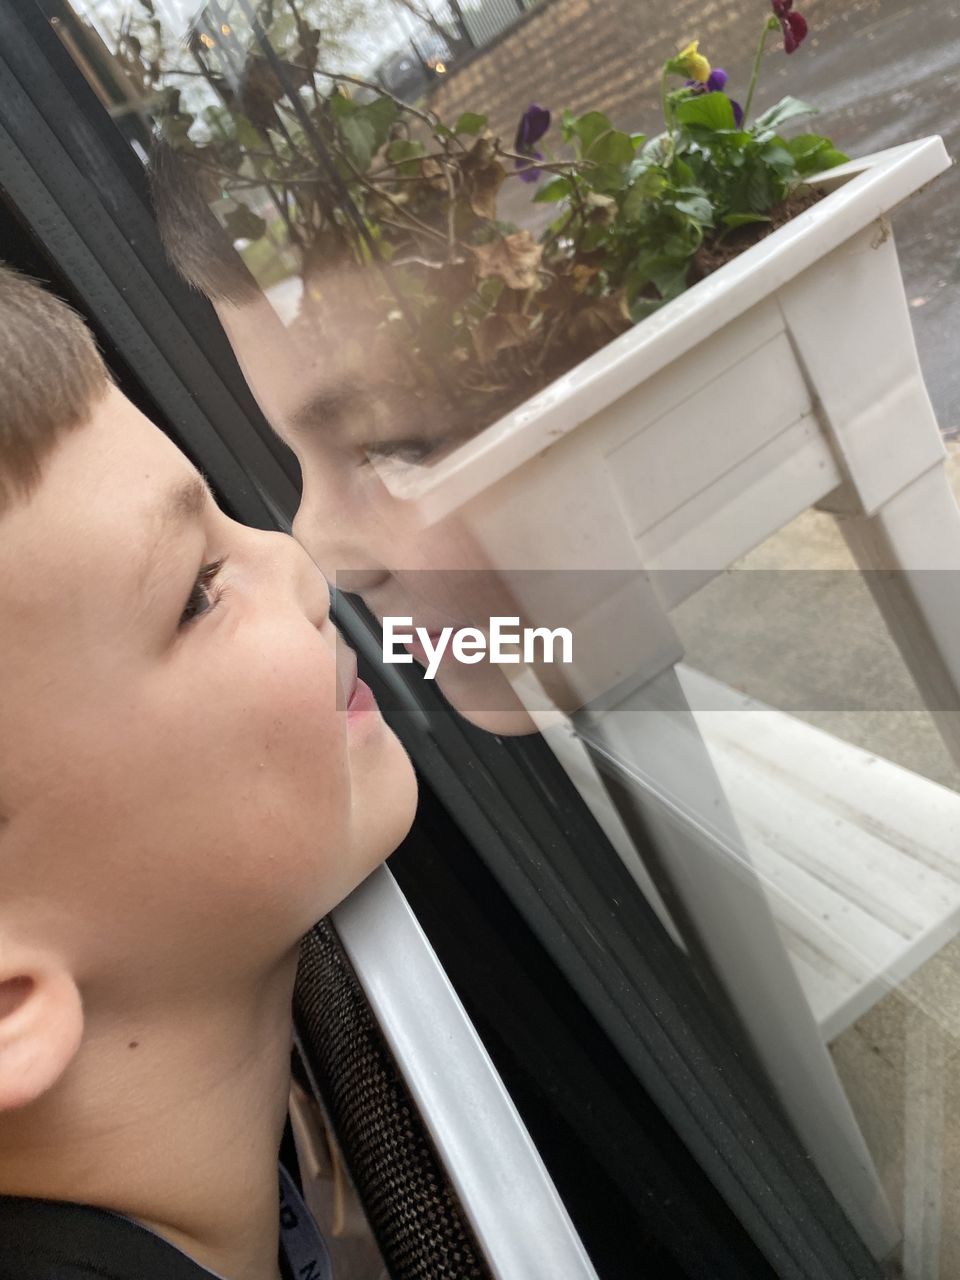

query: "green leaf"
left=808, top=146, right=848, bottom=172
left=626, top=250, right=688, bottom=299
left=576, top=222, right=607, bottom=251
left=785, top=133, right=829, bottom=160
left=651, top=259, right=690, bottom=298
left=232, top=115, right=263, bottom=150
left=630, top=133, right=647, bottom=149
left=675, top=92, right=736, bottom=132
left=672, top=158, right=695, bottom=185
left=621, top=167, right=668, bottom=220
left=386, top=138, right=426, bottom=166
left=753, top=96, right=818, bottom=131
left=224, top=202, right=266, bottom=243
left=661, top=219, right=702, bottom=258
left=722, top=212, right=772, bottom=228
left=745, top=163, right=773, bottom=211
left=572, top=110, right=614, bottom=154
left=672, top=193, right=713, bottom=224
left=785, top=135, right=849, bottom=175
left=328, top=90, right=356, bottom=119
left=340, top=114, right=377, bottom=171
left=630, top=296, right=667, bottom=323
left=362, top=96, right=399, bottom=150
left=586, top=128, right=635, bottom=168
left=454, top=111, right=488, bottom=136
left=588, top=159, right=637, bottom=194
left=532, top=175, right=573, bottom=203
left=759, top=140, right=797, bottom=174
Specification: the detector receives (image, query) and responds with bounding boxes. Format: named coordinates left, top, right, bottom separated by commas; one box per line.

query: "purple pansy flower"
left=684, top=67, right=744, bottom=127
left=514, top=103, right=551, bottom=183
left=772, top=0, right=808, bottom=54
left=515, top=103, right=551, bottom=151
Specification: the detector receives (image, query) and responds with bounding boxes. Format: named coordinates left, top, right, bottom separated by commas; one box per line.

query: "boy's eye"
left=179, top=558, right=226, bottom=629
left=364, top=438, right=442, bottom=467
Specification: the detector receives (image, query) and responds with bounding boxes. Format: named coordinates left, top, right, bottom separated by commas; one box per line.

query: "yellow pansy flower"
left=675, top=40, right=711, bottom=84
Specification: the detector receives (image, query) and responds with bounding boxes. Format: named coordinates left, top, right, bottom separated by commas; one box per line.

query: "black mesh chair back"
left=294, top=919, right=494, bottom=1280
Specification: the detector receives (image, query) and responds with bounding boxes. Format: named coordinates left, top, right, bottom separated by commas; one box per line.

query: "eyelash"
left=179, top=557, right=228, bottom=629
left=364, top=438, right=442, bottom=466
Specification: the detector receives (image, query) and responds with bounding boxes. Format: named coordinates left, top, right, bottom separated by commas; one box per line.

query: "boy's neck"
left=0, top=951, right=300, bottom=1280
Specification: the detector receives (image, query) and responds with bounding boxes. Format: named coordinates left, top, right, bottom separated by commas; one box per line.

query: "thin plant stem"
left=743, top=18, right=778, bottom=125
left=660, top=66, right=676, bottom=167
left=321, top=69, right=442, bottom=136
left=498, top=148, right=592, bottom=176
left=338, top=150, right=453, bottom=247
left=661, top=66, right=672, bottom=138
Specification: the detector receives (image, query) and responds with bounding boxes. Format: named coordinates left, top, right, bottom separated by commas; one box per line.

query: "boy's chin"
left=433, top=667, right=540, bottom=738
left=348, top=733, right=419, bottom=878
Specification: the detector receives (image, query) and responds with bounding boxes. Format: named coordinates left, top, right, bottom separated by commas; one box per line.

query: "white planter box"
left=391, top=136, right=959, bottom=729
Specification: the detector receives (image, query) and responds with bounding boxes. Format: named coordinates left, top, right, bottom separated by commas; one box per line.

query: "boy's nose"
left=334, top=567, right=392, bottom=594
left=300, top=563, right=333, bottom=632
left=257, top=527, right=332, bottom=629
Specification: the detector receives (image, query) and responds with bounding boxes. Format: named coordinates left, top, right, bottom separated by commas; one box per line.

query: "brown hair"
left=149, top=143, right=261, bottom=305
left=0, top=264, right=111, bottom=512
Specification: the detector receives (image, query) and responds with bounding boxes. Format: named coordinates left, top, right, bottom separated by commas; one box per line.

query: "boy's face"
left=0, top=386, right=416, bottom=995
left=217, top=293, right=539, bottom=734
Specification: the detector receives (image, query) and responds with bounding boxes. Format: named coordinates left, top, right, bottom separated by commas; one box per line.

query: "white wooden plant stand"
left=388, top=136, right=958, bottom=1266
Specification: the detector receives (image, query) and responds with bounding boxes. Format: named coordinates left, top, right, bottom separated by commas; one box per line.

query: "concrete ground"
left=672, top=451, right=960, bottom=1277
left=674, top=444, right=960, bottom=793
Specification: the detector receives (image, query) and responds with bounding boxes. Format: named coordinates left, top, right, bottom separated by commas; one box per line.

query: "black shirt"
left=0, top=1193, right=300, bottom=1280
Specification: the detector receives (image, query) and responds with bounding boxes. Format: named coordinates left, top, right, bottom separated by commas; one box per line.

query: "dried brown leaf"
left=471, top=231, right=543, bottom=291
left=566, top=292, right=631, bottom=350
left=459, top=136, right=505, bottom=220
left=421, top=157, right=448, bottom=190
left=473, top=312, right=531, bottom=364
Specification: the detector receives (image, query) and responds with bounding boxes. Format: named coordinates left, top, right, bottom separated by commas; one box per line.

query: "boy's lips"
left=347, top=676, right=376, bottom=716
left=342, top=651, right=377, bottom=718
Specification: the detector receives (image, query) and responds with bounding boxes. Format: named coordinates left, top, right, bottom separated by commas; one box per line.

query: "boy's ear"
left=0, top=948, right=83, bottom=1111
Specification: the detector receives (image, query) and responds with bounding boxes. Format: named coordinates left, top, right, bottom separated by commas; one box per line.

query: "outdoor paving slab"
left=673, top=443, right=960, bottom=793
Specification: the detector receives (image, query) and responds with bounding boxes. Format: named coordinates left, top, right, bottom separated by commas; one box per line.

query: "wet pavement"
left=735, top=0, right=960, bottom=436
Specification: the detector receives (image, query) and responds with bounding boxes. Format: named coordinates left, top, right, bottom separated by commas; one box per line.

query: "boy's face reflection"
left=217, top=287, right=537, bottom=733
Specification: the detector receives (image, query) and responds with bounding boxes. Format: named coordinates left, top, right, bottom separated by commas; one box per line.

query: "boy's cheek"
left=21, top=642, right=349, bottom=904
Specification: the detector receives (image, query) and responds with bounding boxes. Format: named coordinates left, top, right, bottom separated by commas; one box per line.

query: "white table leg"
left=826, top=462, right=960, bottom=771
left=576, top=667, right=899, bottom=1258
left=903, top=1006, right=948, bottom=1280
left=778, top=224, right=960, bottom=772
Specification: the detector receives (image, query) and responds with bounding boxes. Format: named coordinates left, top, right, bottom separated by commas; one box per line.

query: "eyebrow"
left=287, top=381, right=367, bottom=439
left=164, top=473, right=210, bottom=525
left=137, top=473, right=213, bottom=608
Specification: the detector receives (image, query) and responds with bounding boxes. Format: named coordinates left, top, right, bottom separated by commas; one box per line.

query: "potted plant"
left=146, top=1, right=861, bottom=441
left=140, top=1, right=950, bottom=572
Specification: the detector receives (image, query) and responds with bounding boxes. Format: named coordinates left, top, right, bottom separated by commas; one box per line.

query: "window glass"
left=49, top=0, right=960, bottom=1274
